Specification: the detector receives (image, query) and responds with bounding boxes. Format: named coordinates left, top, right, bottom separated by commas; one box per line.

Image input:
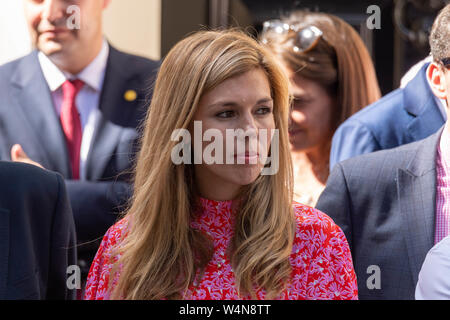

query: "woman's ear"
left=427, top=62, right=448, bottom=100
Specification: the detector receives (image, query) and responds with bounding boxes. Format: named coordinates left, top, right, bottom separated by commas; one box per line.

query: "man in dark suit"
left=329, top=56, right=445, bottom=170
left=316, top=4, right=450, bottom=299
left=0, top=0, right=159, bottom=277
left=0, top=161, right=77, bottom=299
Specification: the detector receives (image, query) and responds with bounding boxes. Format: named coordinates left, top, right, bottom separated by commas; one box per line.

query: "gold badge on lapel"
left=124, top=89, right=137, bottom=102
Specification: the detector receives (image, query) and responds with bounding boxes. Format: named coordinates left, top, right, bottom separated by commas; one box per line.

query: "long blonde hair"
left=261, top=11, right=381, bottom=132
left=109, top=30, right=295, bottom=300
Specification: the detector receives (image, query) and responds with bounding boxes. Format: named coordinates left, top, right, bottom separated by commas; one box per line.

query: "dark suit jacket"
left=329, top=64, right=444, bottom=170
left=0, top=161, right=77, bottom=299
left=0, top=46, right=159, bottom=270
left=316, top=128, right=442, bottom=299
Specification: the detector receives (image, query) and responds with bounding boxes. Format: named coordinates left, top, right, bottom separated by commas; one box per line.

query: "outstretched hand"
left=11, top=144, right=44, bottom=169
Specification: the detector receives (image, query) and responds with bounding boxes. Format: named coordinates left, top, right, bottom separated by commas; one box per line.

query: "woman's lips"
left=235, top=152, right=259, bottom=163
left=288, top=128, right=303, bottom=136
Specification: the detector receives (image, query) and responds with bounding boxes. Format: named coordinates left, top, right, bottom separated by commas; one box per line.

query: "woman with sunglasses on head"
left=261, top=11, right=381, bottom=206
left=84, top=29, right=357, bottom=300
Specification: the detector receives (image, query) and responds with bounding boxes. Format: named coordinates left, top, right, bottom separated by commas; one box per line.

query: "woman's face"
left=285, top=68, right=335, bottom=152
left=191, top=68, right=276, bottom=201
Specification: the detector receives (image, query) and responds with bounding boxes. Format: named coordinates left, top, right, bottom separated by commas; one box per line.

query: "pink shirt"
left=435, top=125, right=450, bottom=244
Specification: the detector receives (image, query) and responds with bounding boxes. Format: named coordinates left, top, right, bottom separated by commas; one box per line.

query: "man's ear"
left=427, top=62, right=448, bottom=100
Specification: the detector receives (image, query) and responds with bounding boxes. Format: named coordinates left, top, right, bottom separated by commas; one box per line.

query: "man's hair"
left=430, top=4, right=450, bottom=61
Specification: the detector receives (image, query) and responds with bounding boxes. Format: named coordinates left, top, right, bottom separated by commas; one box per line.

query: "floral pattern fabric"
left=84, top=198, right=358, bottom=300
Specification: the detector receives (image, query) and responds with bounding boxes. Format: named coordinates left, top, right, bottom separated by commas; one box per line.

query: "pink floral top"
left=84, top=198, right=358, bottom=300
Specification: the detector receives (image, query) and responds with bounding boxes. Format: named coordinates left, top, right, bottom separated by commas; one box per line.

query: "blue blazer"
left=330, top=64, right=444, bottom=170
left=0, top=46, right=159, bottom=272
left=0, top=161, right=76, bottom=299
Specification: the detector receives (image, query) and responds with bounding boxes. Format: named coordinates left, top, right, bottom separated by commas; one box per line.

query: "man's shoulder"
left=340, top=65, right=435, bottom=134
left=0, top=51, right=38, bottom=79
left=108, top=46, right=160, bottom=75
left=337, top=135, right=429, bottom=172
left=0, top=161, right=60, bottom=192
left=341, top=88, right=405, bottom=129
left=428, top=235, right=450, bottom=257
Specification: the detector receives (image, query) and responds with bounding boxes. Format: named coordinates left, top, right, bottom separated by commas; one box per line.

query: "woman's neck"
left=194, top=172, right=242, bottom=202
left=291, top=144, right=330, bottom=185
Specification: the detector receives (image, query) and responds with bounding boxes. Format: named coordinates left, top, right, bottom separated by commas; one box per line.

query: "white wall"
left=0, top=0, right=161, bottom=66
left=0, top=0, right=31, bottom=65
left=103, top=0, right=161, bottom=60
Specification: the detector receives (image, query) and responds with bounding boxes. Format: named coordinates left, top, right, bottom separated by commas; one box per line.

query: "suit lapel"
left=397, top=128, right=442, bottom=287
left=10, top=52, right=71, bottom=177
left=406, top=104, right=444, bottom=142
left=85, top=46, right=131, bottom=180
left=85, top=112, right=124, bottom=180
left=404, top=64, right=445, bottom=142
left=0, top=208, right=10, bottom=300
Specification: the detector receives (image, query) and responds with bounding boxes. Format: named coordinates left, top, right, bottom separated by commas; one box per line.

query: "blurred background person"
left=416, top=235, right=450, bottom=300
left=0, top=0, right=159, bottom=290
left=316, top=4, right=450, bottom=299
left=329, top=1, right=447, bottom=170
left=84, top=30, right=357, bottom=300
left=0, top=161, right=76, bottom=300
left=329, top=50, right=445, bottom=170
left=260, top=11, right=381, bottom=206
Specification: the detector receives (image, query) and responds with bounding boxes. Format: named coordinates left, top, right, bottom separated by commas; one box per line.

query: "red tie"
left=61, top=79, right=84, bottom=179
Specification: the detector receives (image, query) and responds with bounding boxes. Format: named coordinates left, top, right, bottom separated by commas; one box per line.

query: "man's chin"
left=37, top=40, right=65, bottom=56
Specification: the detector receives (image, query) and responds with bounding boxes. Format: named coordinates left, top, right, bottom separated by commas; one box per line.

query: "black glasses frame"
left=440, top=57, right=450, bottom=68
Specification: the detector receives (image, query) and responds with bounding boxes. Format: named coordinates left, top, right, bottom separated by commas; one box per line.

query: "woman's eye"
left=256, top=107, right=272, bottom=115
left=292, top=99, right=306, bottom=109
left=216, top=110, right=235, bottom=118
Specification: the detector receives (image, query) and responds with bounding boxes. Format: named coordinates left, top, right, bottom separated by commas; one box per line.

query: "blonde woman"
left=261, top=11, right=381, bottom=206
left=84, top=30, right=357, bottom=300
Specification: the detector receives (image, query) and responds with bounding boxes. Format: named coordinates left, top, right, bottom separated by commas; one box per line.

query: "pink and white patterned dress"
left=84, top=198, right=358, bottom=300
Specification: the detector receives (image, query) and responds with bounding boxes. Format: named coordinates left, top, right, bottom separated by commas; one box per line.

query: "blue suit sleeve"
left=64, top=180, right=132, bottom=243
left=330, top=120, right=381, bottom=171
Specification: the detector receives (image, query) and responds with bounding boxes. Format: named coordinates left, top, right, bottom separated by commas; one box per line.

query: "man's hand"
left=11, top=144, right=44, bottom=169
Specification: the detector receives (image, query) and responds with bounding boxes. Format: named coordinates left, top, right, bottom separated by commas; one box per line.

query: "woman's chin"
left=227, top=165, right=265, bottom=186
left=289, top=142, right=309, bottom=152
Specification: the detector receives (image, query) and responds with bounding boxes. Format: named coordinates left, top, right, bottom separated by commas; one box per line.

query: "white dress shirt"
left=38, top=40, right=109, bottom=180
left=416, top=235, right=450, bottom=299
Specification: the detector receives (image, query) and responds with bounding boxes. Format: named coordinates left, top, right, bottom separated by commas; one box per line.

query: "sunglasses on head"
left=440, top=57, right=450, bottom=68
left=261, top=19, right=324, bottom=53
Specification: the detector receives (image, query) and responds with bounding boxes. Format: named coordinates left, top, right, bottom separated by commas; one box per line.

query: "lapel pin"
left=124, top=89, right=137, bottom=102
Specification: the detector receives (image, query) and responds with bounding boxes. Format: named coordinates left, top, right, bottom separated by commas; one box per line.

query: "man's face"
left=23, top=0, right=107, bottom=59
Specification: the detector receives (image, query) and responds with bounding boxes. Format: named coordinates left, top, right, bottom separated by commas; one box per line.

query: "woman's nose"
left=240, top=112, right=258, bottom=131
left=290, top=110, right=306, bottom=124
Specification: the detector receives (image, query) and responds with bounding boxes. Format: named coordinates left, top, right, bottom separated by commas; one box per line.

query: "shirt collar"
left=38, top=39, right=109, bottom=92
left=439, top=123, right=450, bottom=167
